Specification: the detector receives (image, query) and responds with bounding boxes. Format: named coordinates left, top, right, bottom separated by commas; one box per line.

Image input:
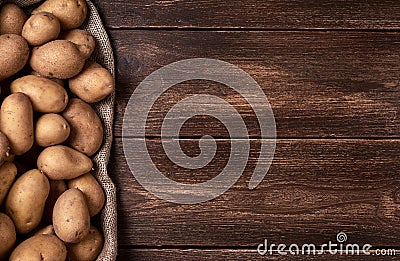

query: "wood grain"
left=93, top=0, right=400, bottom=29
left=112, top=30, right=400, bottom=138
left=111, top=138, right=400, bottom=247
left=118, top=249, right=399, bottom=260
left=98, top=0, right=400, bottom=257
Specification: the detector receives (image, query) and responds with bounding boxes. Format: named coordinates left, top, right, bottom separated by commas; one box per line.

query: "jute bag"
left=0, top=1, right=118, bottom=260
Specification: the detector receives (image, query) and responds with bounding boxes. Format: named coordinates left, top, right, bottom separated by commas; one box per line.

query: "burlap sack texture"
left=0, top=1, right=118, bottom=260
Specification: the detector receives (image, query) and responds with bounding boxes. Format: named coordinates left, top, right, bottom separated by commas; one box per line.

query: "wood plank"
left=93, top=0, right=400, bottom=29
left=112, top=30, right=400, bottom=138
left=118, top=249, right=399, bottom=260
left=111, top=138, right=400, bottom=246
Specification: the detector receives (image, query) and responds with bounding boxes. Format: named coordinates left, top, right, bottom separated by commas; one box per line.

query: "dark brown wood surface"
left=112, top=30, right=400, bottom=138
left=93, top=0, right=400, bottom=29
left=113, top=139, right=400, bottom=247
left=100, top=0, right=400, bottom=259
left=118, top=249, right=399, bottom=260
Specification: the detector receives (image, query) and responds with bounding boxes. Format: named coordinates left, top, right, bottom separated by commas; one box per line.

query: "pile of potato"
left=0, top=0, right=115, bottom=260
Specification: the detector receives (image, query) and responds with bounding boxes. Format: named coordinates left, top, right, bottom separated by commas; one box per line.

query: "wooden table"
left=94, top=0, right=400, bottom=259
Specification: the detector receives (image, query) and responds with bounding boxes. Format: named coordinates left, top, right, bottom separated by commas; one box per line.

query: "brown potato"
left=10, top=234, right=67, bottom=261
left=53, top=188, right=90, bottom=243
left=0, top=213, right=16, bottom=260
left=33, top=0, right=87, bottom=30
left=35, top=114, right=70, bottom=147
left=5, top=169, right=50, bottom=234
left=30, top=69, right=65, bottom=87
left=0, top=131, right=10, bottom=165
left=59, top=29, right=95, bottom=59
left=29, top=39, right=85, bottom=79
left=0, top=3, right=27, bottom=35
left=11, top=75, right=68, bottom=113
left=43, top=179, right=67, bottom=223
left=4, top=152, right=14, bottom=163
left=68, top=173, right=105, bottom=217
left=22, top=11, right=60, bottom=46
left=0, top=93, right=34, bottom=155
left=0, top=34, right=29, bottom=81
left=0, top=162, right=17, bottom=206
left=63, top=98, right=104, bottom=156
left=67, top=225, right=103, bottom=261
left=34, top=224, right=55, bottom=236
left=69, top=62, right=114, bottom=103
left=37, top=145, right=93, bottom=180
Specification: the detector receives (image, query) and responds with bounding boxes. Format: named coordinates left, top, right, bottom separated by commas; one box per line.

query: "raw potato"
left=29, top=39, right=85, bottom=79
left=34, top=224, right=55, bottom=236
left=30, top=69, right=65, bottom=87
left=35, top=114, right=70, bottom=147
left=0, top=34, right=29, bottom=81
left=0, top=93, right=34, bottom=155
left=5, top=169, right=50, bottom=234
left=68, top=173, right=105, bottom=217
left=10, top=234, right=67, bottom=261
left=0, top=3, right=27, bottom=35
left=43, top=179, right=67, bottom=223
left=11, top=75, right=68, bottom=113
left=59, top=29, right=95, bottom=59
left=63, top=98, right=104, bottom=156
left=0, top=131, right=10, bottom=165
left=0, top=1, right=107, bottom=257
left=4, top=152, right=14, bottom=162
left=0, top=213, right=16, bottom=260
left=22, top=11, right=60, bottom=46
left=67, top=225, right=103, bottom=261
left=53, top=188, right=90, bottom=243
left=33, top=0, right=87, bottom=30
left=0, top=162, right=17, bottom=206
left=37, top=145, right=93, bottom=180
left=69, top=62, right=115, bottom=103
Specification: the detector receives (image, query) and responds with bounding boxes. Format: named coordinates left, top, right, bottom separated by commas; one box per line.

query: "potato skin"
left=30, top=69, right=65, bottom=87
left=43, top=179, right=67, bottom=223
left=37, top=145, right=93, bottom=180
left=0, top=162, right=17, bottom=206
left=0, top=213, right=16, bottom=260
left=33, top=0, right=87, bottom=30
left=0, top=93, right=34, bottom=155
left=63, top=98, right=104, bottom=156
left=5, top=169, right=50, bottom=234
left=53, top=188, right=90, bottom=243
left=22, top=11, right=60, bottom=46
left=0, top=3, right=27, bottom=35
left=0, top=34, right=29, bottom=81
left=11, top=75, right=68, bottom=113
left=35, top=114, right=70, bottom=147
left=10, top=234, right=67, bottom=261
left=59, top=29, right=95, bottom=59
left=4, top=152, right=14, bottom=163
left=67, top=225, right=103, bottom=261
left=29, top=39, right=85, bottom=79
left=68, top=173, right=105, bottom=217
left=34, top=224, right=55, bottom=236
left=69, top=62, right=114, bottom=103
left=0, top=131, right=10, bottom=165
